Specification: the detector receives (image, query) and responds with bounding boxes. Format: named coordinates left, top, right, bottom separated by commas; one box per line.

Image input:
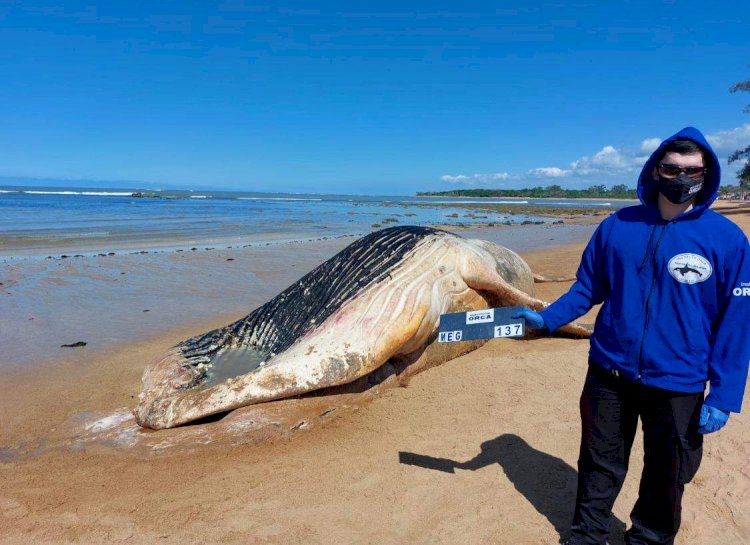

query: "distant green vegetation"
left=417, top=184, right=636, bottom=199
left=718, top=184, right=750, bottom=199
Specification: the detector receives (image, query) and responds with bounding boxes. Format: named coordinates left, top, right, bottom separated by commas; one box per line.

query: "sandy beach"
left=1, top=202, right=748, bottom=545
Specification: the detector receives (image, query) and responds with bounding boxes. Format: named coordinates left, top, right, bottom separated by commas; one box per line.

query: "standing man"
left=514, top=127, right=750, bottom=545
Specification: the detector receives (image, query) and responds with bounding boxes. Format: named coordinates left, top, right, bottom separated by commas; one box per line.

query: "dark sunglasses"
left=658, top=163, right=707, bottom=179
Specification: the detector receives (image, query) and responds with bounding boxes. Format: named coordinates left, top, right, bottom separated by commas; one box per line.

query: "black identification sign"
left=438, top=306, right=526, bottom=343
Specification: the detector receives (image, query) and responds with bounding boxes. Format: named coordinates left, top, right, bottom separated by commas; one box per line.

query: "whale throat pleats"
left=179, top=226, right=447, bottom=368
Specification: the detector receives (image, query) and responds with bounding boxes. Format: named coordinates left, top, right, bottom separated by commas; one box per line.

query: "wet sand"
left=1, top=202, right=748, bottom=544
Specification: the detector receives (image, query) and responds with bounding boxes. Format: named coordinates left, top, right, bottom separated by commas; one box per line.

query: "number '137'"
left=494, top=323, right=522, bottom=338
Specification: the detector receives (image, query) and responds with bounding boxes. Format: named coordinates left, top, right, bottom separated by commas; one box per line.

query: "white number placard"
left=438, top=306, right=526, bottom=343
left=494, top=323, right=524, bottom=338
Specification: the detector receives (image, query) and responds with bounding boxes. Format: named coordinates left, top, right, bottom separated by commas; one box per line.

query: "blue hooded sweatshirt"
left=540, top=127, right=750, bottom=413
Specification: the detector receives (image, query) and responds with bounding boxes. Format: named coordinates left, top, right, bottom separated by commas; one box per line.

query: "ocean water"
left=0, top=186, right=631, bottom=257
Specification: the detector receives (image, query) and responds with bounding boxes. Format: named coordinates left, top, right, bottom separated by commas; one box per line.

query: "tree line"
left=417, top=184, right=636, bottom=199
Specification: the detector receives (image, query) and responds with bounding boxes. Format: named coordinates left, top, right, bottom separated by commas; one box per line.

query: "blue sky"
left=1, top=1, right=749, bottom=195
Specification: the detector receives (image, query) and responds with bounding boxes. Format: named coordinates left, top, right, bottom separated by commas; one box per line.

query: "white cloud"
left=640, top=137, right=662, bottom=153
left=706, top=124, right=750, bottom=152
left=569, top=145, right=635, bottom=175
left=522, top=144, right=646, bottom=186
left=529, top=167, right=570, bottom=178
left=436, top=124, right=750, bottom=189
left=440, top=174, right=470, bottom=183
left=440, top=172, right=510, bottom=184
left=479, top=172, right=510, bottom=181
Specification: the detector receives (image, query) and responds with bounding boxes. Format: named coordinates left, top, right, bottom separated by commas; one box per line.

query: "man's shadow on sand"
left=399, top=434, right=626, bottom=545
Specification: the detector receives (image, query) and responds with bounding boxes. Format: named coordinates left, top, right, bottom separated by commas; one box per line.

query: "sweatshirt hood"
left=637, top=126, right=721, bottom=216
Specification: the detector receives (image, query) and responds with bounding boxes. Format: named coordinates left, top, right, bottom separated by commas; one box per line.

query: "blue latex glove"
left=511, top=307, right=546, bottom=329
left=698, top=403, right=730, bottom=434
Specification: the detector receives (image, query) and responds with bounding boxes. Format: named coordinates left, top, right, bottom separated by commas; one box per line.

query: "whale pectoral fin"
left=488, top=283, right=591, bottom=338
left=460, top=257, right=591, bottom=339
left=515, top=293, right=592, bottom=338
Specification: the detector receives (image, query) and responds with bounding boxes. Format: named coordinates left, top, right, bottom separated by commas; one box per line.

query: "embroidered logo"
left=667, top=253, right=712, bottom=284
left=733, top=281, right=750, bottom=297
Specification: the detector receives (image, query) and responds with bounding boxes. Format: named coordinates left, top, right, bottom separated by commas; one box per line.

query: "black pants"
left=568, top=364, right=704, bottom=545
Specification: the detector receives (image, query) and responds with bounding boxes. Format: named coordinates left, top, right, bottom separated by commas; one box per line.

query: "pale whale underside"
left=134, top=226, right=589, bottom=429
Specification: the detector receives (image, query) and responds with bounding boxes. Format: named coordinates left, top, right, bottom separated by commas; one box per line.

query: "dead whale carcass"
left=134, top=226, right=588, bottom=429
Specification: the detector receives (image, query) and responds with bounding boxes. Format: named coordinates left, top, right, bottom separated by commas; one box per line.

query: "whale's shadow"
left=399, top=433, right=626, bottom=545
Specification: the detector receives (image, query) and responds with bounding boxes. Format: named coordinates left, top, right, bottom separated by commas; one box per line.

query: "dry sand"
left=1, top=202, right=749, bottom=545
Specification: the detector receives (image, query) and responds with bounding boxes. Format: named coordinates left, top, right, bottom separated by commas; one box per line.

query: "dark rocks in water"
left=108, top=252, right=115, bottom=256
left=61, top=255, right=69, bottom=259
left=226, top=258, right=234, bottom=261
left=143, top=309, right=150, bottom=312
left=131, top=192, right=161, bottom=198
left=61, top=341, right=87, bottom=348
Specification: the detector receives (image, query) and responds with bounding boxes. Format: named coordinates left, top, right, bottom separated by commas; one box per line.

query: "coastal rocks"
left=130, top=192, right=162, bottom=198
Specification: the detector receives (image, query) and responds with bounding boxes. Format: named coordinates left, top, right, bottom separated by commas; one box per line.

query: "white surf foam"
left=84, top=410, right=134, bottom=432
left=22, top=190, right=133, bottom=196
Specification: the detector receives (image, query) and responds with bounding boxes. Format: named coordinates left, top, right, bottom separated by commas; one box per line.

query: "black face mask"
left=656, top=172, right=704, bottom=205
